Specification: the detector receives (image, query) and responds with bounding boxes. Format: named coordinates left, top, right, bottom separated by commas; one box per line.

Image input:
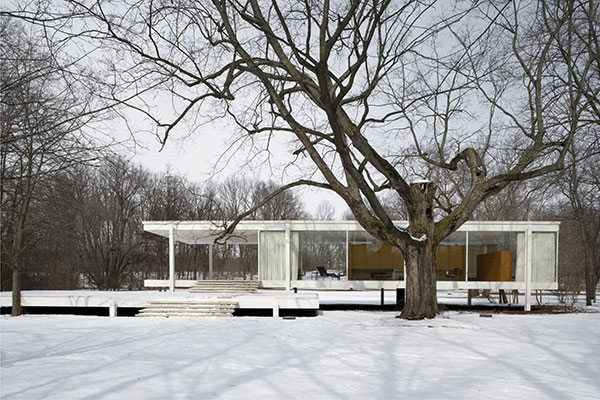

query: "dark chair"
left=316, top=266, right=339, bottom=279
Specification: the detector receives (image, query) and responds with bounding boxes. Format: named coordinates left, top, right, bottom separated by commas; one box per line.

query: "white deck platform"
left=144, top=279, right=558, bottom=291
left=1, top=288, right=558, bottom=317
left=0, top=290, right=319, bottom=317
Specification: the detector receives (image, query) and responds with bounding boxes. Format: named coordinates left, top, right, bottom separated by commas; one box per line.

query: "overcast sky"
left=115, top=113, right=350, bottom=218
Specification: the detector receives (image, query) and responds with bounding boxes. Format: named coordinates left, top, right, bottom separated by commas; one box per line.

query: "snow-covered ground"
left=1, top=307, right=599, bottom=399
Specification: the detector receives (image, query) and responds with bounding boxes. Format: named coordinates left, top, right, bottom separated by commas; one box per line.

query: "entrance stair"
left=188, top=280, right=260, bottom=294
left=136, top=299, right=238, bottom=317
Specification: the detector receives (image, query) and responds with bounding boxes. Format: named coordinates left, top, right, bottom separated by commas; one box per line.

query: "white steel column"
left=465, top=231, right=469, bottom=281
left=345, top=230, right=349, bottom=278
left=257, top=230, right=261, bottom=280
left=285, top=225, right=291, bottom=291
left=169, top=226, right=176, bottom=293
left=525, top=227, right=532, bottom=311
left=208, top=243, right=214, bottom=280
left=108, top=302, right=117, bottom=317
left=554, top=231, right=559, bottom=282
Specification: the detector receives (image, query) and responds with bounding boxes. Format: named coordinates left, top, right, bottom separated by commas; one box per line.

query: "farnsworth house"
left=144, top=219, right=559, bottom=311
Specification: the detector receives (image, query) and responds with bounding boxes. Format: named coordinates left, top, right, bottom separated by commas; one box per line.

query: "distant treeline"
left=1, top=155, right=309, bottom=291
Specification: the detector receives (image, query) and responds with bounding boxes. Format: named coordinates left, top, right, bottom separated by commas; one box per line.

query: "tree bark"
left=11, top=267, right=22, bottom=316
left=585, top=251, right=594, bottom=306
left=400, top=181, right=439, bottom=319
left=402, top=239, right=438, bottom=319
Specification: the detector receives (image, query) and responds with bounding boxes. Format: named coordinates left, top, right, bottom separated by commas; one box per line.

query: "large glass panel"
left=467, top=231, right=524, bottom=281
left=347, top=231, right=404, bottom=280
left=210, top=244, right=258, bottom=280
left=436, top=231, right=466, bottom=281
left=532, top=232, right=557, bottom=282
left=297, top=231, right=347, bottom=280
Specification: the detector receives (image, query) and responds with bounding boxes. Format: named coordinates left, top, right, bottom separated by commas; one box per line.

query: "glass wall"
left=258, top=226, right=556, bottom=284
left=436, top=231, right=466, bottom=281
left=466, top=231, right=525, bottom=282
left=348, top=231, right=404, bottom=280
left=211, top=243, right=258, bottom=280
left=297, top=231, right=347, bottom=280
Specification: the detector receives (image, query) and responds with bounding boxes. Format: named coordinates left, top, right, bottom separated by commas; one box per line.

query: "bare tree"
left=68, top=157, right=149, bottom=290
left=472, top=180, right=548, bottom=221
left=6, top=0, right=598, bottom=318
left=532, top=0, right=600, bottom=305
left=21, top=171, right=83, bottom=290
left=314, top=200, right=336, bottom=220
left=250, top=180, right=307, bottom=220
left=558, top=146, right=600, bottom=305
left=0, top=19, right=102, bottom=314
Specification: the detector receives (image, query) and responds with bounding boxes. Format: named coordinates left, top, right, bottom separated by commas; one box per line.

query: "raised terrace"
left=0, top=285, right=319, bottom=317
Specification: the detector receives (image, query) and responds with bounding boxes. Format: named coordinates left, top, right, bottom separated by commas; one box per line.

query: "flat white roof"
left=143, top=220, right=560, bottom=245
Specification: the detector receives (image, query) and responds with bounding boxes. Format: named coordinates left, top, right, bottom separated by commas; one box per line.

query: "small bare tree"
left=69, top=157, right=149, bottom=290
left=314, top=201, right=336, bottom=221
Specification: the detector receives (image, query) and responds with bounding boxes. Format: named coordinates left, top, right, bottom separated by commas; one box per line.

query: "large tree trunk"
left=399, top=181, right=439, bottom=319
left=402, top=240, right=439, bottom=319
left=11, top=267, right=22, bottom=316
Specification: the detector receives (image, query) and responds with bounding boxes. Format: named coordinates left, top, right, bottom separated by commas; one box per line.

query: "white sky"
left=116, top=116, right=350, bottom=219
left=72, top=0, right=491, bottom=221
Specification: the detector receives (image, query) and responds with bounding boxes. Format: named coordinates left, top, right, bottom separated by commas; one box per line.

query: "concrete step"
left=139, top=308, right=235, bottom=314
left=137, top=312, right=233, bottom=318
left=189, top=288, right=258, bottom=290
left=189, top=286, right=257, bottom=290
left=189, top=280, right=260, bottom=294
left=147, top=301, right=238, bottom=306
left=189, top=286, right=256, bottom=293
left=188, top=287, right=257, bottom=290
left=142, top=305, right=235, bottom=312
left=194, top=280, right=260, bottom=287
left=192, top=280, right=260, bottom=284
left=136, top=298, right=239, bottom=318
left=188, top=289, right=256, bottom=293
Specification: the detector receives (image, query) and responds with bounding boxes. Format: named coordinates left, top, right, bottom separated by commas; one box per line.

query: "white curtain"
left=515, top=232, right=526, bottom=282
left=532, top=232, right=556, bottom=282
left=259, top=231, right=299, bottom=280
left=290, top=232, right=299, bottom=280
